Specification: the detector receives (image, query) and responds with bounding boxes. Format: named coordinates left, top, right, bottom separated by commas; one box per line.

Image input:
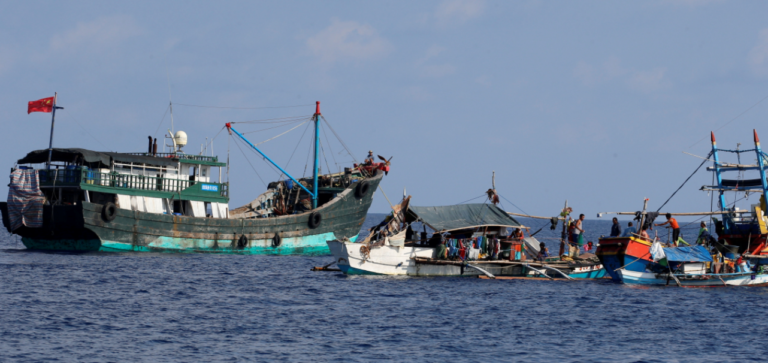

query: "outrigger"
left=596, top=130, right=768, bottom=287
left=326, top=186, right=605, bottom=279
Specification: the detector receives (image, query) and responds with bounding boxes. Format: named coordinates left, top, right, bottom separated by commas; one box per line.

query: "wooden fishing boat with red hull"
left=596, top=130, right=768, bottom=286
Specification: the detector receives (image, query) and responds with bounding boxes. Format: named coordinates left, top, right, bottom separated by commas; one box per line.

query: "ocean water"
left=1, top=214, right=767, bottom=362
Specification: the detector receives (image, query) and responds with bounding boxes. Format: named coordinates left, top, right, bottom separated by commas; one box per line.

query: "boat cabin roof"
left=17, top=148, right=225, bottom=168
left=406, top=203, right=522, bottom=232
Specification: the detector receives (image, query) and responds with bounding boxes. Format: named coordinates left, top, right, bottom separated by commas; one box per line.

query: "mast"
left=313, top=101, right=320, bottom=209
left=753, top=130, right=768, bottom=203
left=559, top=200, right=568, bottom=257
left=637, top=198, right=649, bottom=235
left=46, top=92, right=64, bottom=170
left=711, top=132, right=729, bottom=230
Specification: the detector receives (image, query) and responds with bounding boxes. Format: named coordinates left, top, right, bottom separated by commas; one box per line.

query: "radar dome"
left=174, top=131, right=188, bottom=147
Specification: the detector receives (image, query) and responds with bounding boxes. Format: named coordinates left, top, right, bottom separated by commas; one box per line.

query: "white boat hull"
left=328, top=240, right=529, bottom=276
left=618, top=269, right=768, bottom=287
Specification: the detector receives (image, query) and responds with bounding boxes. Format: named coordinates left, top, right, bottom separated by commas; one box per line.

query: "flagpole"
left=46, top=92, right=64, bottom=170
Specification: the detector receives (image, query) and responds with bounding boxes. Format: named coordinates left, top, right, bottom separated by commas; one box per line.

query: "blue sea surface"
left=1, top=214, right=767, bottom=362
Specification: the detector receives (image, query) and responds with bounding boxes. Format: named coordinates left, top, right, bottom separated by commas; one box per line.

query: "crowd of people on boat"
left=607, top=213, right=715, bottom=247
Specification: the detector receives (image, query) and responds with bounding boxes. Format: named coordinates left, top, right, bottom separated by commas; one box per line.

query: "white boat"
left=618, top=269, right=768, bottom=287
left=327, top=199, right=604, bottom=278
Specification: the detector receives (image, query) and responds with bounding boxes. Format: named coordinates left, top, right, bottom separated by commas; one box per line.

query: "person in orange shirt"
left=656, top=213, right=680, bottom=246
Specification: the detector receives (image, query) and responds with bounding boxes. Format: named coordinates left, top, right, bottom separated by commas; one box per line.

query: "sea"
left=1, top=214, right=767, bottom=362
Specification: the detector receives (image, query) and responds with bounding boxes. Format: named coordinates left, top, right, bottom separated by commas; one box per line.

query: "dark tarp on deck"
left=663, top=245, right=713, bottom=262
left=17, top=148, right=177, bottom=168
left=407, top=203, right=522, bottom=232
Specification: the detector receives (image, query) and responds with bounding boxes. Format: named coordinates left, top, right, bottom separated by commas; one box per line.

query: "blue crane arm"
left=226, top=123, right=315, bottom=198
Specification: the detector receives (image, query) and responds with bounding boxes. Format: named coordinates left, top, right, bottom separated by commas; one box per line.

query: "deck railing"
left=125, top=152, right=220, bottom=163
left=36, top=168, right=228, bottom=197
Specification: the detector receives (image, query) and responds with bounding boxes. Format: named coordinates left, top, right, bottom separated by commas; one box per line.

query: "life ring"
left=272, top=233, right=282, bottom=247
left=308, top=212, right=322, bottom=229
left=102, top=202, right=117, bottom=222
left=355, top=180, right=370, bottom=199
left=237, top=235, right=248, bottom=249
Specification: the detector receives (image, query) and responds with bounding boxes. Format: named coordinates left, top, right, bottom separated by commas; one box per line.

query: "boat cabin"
left=13, top=148, right=230, bottom=218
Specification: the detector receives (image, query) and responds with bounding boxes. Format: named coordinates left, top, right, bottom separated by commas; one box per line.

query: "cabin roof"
left=17, top=148, right=178, bottom=168
left=407, top=203, right=522, bottom=232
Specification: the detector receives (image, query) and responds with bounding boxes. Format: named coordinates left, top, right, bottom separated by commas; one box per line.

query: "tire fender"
left=355, top=180, right=370, bottom=199
left=102, top=202, right=118, bottom=222
left=308, top=212, right=322, bottom=229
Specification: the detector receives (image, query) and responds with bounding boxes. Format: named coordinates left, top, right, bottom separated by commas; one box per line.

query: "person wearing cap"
left=364, top=150, right=374, bottom=165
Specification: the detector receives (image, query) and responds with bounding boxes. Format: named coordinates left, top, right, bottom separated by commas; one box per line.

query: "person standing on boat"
left=639, top=225, right=650, bottom=240
left=570, top=214, right=585, bottom=258
left=696, top=222, right=712, bottom=246
left=621, top=222, right=636, bottom=237
left=610, top=217, right=622, bottom=237
left=655, top=213, right=680, bottom=246
left=433, top=239, right=447, bottom=260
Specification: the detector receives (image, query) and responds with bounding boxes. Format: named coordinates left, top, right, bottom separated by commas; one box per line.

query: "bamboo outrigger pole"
left=597, top=210, right=751, bottom=218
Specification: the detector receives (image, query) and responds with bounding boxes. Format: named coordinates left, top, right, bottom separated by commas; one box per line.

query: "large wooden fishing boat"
left=596, top=130, right=768, bottom=286
left=1, top=102, right=385, bottom=255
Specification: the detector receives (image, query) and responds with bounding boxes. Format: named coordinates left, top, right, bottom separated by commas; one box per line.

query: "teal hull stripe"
left=23, top=233, right=358, bottom=256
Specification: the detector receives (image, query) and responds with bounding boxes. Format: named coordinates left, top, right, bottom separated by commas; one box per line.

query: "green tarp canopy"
left=407, top=203, right=522, bottom=232
left=17, top=148, right=178, bottom=168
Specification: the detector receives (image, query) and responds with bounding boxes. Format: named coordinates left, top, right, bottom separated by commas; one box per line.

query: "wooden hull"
left=619, top=269, right=768, bottom=287
left=328, top=240, right=604, bottom=278
left=1, top=174, right=382, bottom=255
left=596, top=236, right=653, bottom=282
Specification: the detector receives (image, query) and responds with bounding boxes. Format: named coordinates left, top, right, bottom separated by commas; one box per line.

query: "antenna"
left=165, top=64, right=174, bottom=133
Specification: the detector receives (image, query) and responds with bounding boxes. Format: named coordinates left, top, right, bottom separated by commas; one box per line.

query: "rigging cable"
left=276, top=121, right=312, bottom=182
left=456, top=194, right=485, bottom=204
left=175, top=103, right=314, bottom=110
left=231, top=135, right=268, bottom=188
left=321, top=115, right=358, bottom=163
left=320, top=139, right=332, bottom=179
left=655, top=151, right=713, bottom=213
left=241, top=119, right=308, bottom=135
left=320, top=121, right=340, bottom=171
left=61, top=111, right=109, bottom=150
left=688, top=93, right=768, bottom=148
left=251, top=120, right=309, bottom=147
left=230, top=115, right=313, bottom=124
left=153, top=104, right=171, bottom=139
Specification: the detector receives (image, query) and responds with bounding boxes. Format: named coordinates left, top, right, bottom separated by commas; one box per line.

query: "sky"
left=2, top=0, right=768, bottom=218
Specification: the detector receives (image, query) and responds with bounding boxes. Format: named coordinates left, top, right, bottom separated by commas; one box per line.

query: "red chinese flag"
left=28, top=97, right=55, bottom=114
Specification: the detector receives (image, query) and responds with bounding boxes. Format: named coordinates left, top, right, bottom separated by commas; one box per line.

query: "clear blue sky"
left=2, top=1, right=768, bottom=217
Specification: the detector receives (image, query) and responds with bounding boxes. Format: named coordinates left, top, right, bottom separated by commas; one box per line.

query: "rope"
left=277, top=122, right=312, bottom=181
left=320, top=121, right=340, bottom=171
left=231, top=136, right=268, bottom=188
left=153, top=104, right=170, bottom=139
left=232, top=115, right=314, bottom=124
left=656, top=151, right=713, bottom=213
left=321, top=115, right=358, bottom=163
left=456, top=194, right=485, bottom=204
left=688, top=93, right=768, bottom=148
left=320, top=139, right=332, bottom=180
left=241, top=119, right=308, bottom=135
left=499, top=194, right=531, bottom=216
left=175, top=103, right=314, bottom=110
left=252, top=121, right=308, bottom=146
